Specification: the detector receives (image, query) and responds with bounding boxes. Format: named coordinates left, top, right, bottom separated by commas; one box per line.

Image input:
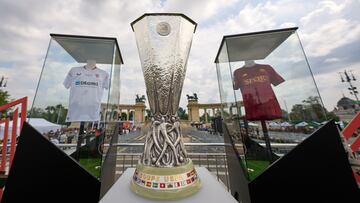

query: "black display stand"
left=260, top=119, right=274, bottom=163
left=75, top=121, right=85, bottom=161
left=223, top=120, right=360, bottom=203
left=1, top=122, right=100, bottom=203
left=99, top=123, right=120, bottom=198
left=222, top=123, right=251, bottom=203
left=249, top=121, right=360, bottom=202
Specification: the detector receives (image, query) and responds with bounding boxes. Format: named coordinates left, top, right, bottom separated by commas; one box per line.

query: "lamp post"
left=0, top=76, right=8, bottom=88
left=339, top=70, right=359, bottom=110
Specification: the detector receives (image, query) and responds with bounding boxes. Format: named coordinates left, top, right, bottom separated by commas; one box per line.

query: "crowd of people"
left=43, top=129, right=78, bottom=145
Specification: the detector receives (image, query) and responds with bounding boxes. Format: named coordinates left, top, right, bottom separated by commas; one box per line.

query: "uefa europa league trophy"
left=130, top=13, right=200, bottom=200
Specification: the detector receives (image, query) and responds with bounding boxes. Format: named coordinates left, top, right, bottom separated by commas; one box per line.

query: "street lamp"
left=0, top=76, right=8, bottom=88
left=339, top=70, right=359, bottom=108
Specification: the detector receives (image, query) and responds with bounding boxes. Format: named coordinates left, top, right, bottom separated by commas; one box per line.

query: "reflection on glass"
left=216, top=42, right=249, bottom=180
left=29, top=35, right=122, bottom=181
left=63, top=60, right=110, bottom=122
left=233, top=61, right=285, bottom=121
left=216, top=28, right=326, bottom=181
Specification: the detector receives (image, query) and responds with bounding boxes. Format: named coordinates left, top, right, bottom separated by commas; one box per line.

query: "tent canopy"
left=269, top=122, right=280, bottom=127
left=248, top=122, right=259, bottom=127
left=295, top=121, right=308, bottom=127
left=280, top=122, right=292, bottom=127
left=0, top=118, right=62, bottom=139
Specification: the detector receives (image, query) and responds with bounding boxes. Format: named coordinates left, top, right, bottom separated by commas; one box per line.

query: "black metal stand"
left=75, top=121, right=85, bottom=161
left=260, top=120, right=274, bottom=163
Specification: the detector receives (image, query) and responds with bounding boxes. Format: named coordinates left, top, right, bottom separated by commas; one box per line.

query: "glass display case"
left=215, top=27, right=326, bottom=181
left=29, top=34, right=123, bottom=180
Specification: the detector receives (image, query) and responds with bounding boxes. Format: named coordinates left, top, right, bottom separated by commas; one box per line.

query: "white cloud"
left=162, top=0, right=239, bottom=22
left=299, top=0, right=360, bottom=57
left=300, top=1, right=346, bottom=26
left=300, top=18, right=360, bottom=57
left=0, top=0, right=359, bottom=115
left=324, top=57, right=341, bottom=63
left=280, top=22, right=297, bottom=28
left=314, top=66, right=360, bottom=109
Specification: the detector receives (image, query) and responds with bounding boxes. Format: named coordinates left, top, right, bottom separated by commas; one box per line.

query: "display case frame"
left=29, top=33, right=123, bottom=182
left=215, top=27, right=327, bottom=183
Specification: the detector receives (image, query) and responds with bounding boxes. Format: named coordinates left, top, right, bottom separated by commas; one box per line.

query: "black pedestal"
left=1, top=122, right=100, bottom=203
left=249, top=121, right=360, bottom=202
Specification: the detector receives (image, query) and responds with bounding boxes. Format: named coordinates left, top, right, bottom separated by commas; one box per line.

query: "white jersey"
left=63, top=66, right=109, bottom=122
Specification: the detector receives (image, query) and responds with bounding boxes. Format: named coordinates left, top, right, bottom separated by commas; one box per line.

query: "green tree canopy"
left=289, top=96, right=339, bottom=122
left=0, top=89, right=11, bottom=117
left=0, top=89, right=10, bottom=106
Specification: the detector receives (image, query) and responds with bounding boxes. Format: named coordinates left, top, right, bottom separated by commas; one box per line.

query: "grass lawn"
left=79, top=158, right=102, bottom=178
left=246, top=160, right=270, bottom=181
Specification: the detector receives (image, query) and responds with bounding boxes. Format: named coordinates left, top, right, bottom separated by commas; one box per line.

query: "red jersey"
left=233, top=64, right=285, bottom=121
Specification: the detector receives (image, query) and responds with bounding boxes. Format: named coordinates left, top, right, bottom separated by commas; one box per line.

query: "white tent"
left=268, top=122, right=280, bottom=127
left=295, top=121, right=308, bottom=127
left=0, top=118, right=62, bottom=139
left=280, top=122, right=292, bottom=127
left=248, top=122, right=259, bottom=127
left=27, top=118, right=62, bottom=134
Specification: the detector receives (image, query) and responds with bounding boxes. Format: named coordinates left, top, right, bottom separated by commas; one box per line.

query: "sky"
left=0, top=0, right=359, bottom=113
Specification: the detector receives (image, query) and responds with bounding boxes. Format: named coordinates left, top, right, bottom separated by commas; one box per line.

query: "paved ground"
left=117, top=127, right=225, bottom=154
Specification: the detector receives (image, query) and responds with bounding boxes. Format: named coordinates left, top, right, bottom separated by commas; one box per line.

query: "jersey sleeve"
left=63, top=68, right=74, bottom=89
left=102, top=72, right=110, bottom=90
left=233, top=68, right=241, bottom=90
left=267, top=65, right=285, bottom=86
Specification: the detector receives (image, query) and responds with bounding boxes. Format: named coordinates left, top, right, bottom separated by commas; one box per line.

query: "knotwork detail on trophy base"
left=130, top=115, right=201, bottom=200
left=142, top=116, right=187, bottom=167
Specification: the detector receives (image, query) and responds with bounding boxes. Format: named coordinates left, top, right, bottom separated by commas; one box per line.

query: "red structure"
left=0, top=97, right=27, bottom=198
left=342, top=112, right=360, bottom=184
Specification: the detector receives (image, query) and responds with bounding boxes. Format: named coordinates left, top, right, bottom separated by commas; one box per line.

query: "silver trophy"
left=130, top=13, right=200, bottom=200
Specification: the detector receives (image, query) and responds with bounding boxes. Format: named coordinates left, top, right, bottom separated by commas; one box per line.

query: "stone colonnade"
left=187, top=100, right=222, bottom=123
left=101, top=102, right=146, bottom=124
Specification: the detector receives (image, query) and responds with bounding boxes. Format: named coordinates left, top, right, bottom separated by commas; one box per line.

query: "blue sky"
left=0, top=0, right=359, bottom=112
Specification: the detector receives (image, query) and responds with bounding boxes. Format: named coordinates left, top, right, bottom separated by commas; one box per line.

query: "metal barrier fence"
left=6, top=141, right=296, bottom=191
left=109, top=142, right=297, bottom=190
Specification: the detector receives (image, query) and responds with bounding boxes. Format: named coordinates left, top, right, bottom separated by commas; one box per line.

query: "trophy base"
left=130, top=160, right=201, bottom=200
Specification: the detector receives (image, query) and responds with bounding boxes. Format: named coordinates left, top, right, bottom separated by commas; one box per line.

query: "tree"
left=289, top=104, right=305, bottom=122
left=28, top=107, right=45, bottom=118
left=289, top=96, right=339, bottom=122
left=302, top=96, right=326, bottom=121
left=45, top=105, right=56, bottom=122
left=177, top=107, right=188, bottom=120
left=281, top=109, right=290, bottom=121
left=326, top=111, right=339, bottom=121
left=120, top=112, right=127, bottom=121
left=0, top=89, right=11, bottom=118
left=0, top=89, right=10, bottom=106
left=55, top=104, right=64, bottom=124
left=28, top=104, right=68, bottom=124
